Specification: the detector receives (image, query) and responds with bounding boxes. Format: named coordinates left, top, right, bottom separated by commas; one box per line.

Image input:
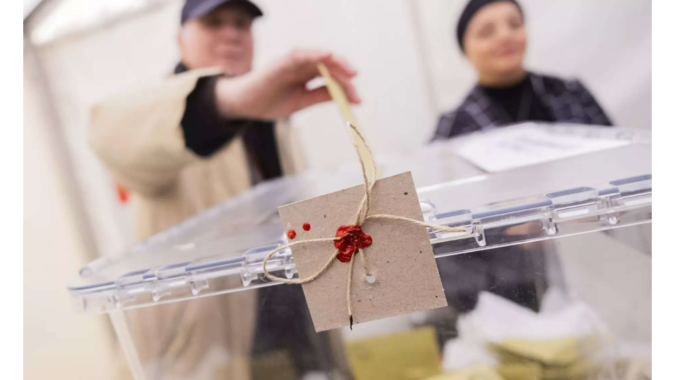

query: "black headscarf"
left=456, top=0, right=523, bottom=52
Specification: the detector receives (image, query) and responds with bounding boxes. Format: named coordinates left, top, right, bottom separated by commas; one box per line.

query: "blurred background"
left=23, top=0, right=651, bottom=378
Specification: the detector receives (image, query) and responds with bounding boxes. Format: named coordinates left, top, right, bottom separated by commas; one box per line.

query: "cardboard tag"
left=278, top=172, right=447, bottom=332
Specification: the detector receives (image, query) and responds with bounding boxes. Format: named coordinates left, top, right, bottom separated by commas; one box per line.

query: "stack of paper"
left=437, top=290, right=612, bottom=380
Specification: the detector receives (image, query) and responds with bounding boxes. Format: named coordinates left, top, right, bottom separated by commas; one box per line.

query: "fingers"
left=279, top=49, right=333, bottom=82
left=312, top=52, right=361, bottom=103
left=273, top=49, right=361, bottom=110
left=280, top=49, right=358, bottom=84
left=295, top=82, right=361, bottom=116
left=320, top=54, right=357, bottom=79
left=296, top=86, right=332, bottom=110
left=331, top=73, right=361, bottom=104
left=286, top=49, right=356, bottom=77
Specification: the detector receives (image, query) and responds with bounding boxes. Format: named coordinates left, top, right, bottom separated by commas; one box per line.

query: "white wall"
left=413, top=0, right=652, bottom=131
left=24, top=40, right=120, bottom=380
left=252, top=0, right=436, bottom=169
left=34, top=1, right=184, bottom=257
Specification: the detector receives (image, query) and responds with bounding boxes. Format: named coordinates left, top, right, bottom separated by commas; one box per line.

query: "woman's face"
left=463, top=2, right=527, bottom=80
left=178, top=5, right=254, bottom=76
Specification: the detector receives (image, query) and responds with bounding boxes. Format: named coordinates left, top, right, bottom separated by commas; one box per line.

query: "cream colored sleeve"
left=89, top=67, right=222, bottom=196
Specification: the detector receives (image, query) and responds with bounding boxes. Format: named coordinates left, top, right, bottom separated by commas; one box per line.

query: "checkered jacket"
left=432, top=73, right=613, bottom=140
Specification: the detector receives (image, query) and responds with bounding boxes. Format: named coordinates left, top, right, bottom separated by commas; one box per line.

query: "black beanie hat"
left=456, top=0, right=523, bottom=52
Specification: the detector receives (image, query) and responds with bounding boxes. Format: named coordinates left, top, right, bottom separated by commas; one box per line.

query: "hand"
left=215, top=49, right=361, bottom=120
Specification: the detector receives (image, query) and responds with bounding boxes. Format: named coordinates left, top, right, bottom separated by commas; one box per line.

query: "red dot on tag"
left=287, top=229, right=296, bottom=239
left=303, top=223, right=311, bottom=231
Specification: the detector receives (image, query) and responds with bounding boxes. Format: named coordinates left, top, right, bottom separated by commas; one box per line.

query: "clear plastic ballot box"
left=69, top=125, right=652, bottom=380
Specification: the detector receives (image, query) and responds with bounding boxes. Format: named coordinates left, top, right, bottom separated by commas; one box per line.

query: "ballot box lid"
left=68, top=124, right=652, bottom=314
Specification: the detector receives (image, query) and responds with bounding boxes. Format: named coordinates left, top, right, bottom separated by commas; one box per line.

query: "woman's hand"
left=215, top=49, right=360, bottom=120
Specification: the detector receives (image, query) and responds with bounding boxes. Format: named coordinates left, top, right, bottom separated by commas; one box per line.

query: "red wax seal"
left=303, top=223, right=311, bottom=231
left=287, top=229, right=297, bottom=240
left=334, top=225, right=373, bottom=262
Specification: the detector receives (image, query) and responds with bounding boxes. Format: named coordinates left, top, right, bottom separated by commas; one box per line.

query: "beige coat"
left=89, top=68, right=313, bottom=379
left=90, top=67, right=306, bottom=241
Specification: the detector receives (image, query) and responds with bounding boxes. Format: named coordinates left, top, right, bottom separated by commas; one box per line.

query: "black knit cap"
left=456, top=0, right=523, bottom=52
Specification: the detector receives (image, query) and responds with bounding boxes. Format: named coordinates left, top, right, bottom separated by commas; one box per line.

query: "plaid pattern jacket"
left=432, top=73, right=613, bottom=140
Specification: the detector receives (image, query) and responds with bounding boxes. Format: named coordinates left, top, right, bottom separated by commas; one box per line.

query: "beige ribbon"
left=262, top=122, right=466, bottom=329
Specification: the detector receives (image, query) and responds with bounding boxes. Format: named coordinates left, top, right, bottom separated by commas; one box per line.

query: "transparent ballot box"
left=69, top=136, right=652, bottom=380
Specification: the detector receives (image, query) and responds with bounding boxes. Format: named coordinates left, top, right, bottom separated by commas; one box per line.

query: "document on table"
left=449, top=123, right=634, bottom=173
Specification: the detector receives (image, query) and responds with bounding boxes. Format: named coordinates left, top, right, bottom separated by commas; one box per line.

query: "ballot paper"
left=345, top=327, right=442, bottom=380
left=317, top=63, right=377, bottom=180
left=442, top=290, right=608, bottom=371
left=425, top=365, right=504, bottom=380
left=449, top=123, right=633, bottom=172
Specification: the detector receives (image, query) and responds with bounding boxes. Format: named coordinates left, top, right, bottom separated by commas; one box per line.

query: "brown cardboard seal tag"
left=278, top=172, right=447, bottom=332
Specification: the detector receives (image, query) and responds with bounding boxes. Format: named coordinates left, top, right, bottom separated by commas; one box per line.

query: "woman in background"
left=429, top=0, right=610, bottom=335
left=432, top=0, right=612, bottom=139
